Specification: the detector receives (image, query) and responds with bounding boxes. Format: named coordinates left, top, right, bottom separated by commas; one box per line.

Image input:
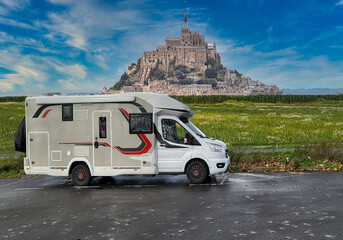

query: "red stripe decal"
left=98, top=142, right=111, bottom=148
left=114, top=134, right=152, bottom=155
left=119, top=108, right=129, bottom=118
left=42, top=109, right=52, bottom=118
left=59, top=142, right=92, bottom=145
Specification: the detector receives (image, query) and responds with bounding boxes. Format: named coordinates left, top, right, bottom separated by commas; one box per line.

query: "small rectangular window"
left=129, top=113, right=153, bottom=134
left=99, top=117, right=107, bottom=138
left=62, top=104, right=73, bottom=121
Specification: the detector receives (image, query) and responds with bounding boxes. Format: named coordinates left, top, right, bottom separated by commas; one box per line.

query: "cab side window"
left=161, top=119, right=188, bottom=144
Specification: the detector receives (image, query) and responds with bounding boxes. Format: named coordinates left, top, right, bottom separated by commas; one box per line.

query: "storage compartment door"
left=29, top=132, right=49, bottom=172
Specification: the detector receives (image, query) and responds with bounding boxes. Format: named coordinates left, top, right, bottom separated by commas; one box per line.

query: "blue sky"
left=0, top=0, right=342, bottom=95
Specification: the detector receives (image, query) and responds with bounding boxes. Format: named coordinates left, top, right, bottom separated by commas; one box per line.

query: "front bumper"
left=209, top=156, right=230, bottom=175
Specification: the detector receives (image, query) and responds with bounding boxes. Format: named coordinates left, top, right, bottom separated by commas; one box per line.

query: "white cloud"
left=43, top=1, right=149, bottom=51
left=57, top=78, right=99, bottom=92
left=46, top=13, right=87, bottom=50
left=54, top=63, right=87, bottom=79
left=0, top=16, right=34, bottom=29
left=0, top=65, right=48, bottom=92
left=0, top=0, right=29, bottom=11
left=336, top=0, right=343, bottom=6
left=0, top=31, right=57, bottom=53
left=0, top=48, right=49, bottom=92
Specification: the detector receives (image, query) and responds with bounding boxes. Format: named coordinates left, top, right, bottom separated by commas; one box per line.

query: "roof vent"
left=41, top=93, right=62, bottom=96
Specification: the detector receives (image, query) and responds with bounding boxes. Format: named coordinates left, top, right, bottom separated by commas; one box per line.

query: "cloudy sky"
left=0, top=0, right=342, bottom=95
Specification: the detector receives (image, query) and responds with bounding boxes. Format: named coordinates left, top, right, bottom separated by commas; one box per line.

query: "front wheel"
left=71, top=164, right=92, bottom=186
left=186, top=161, right=209, bottom=184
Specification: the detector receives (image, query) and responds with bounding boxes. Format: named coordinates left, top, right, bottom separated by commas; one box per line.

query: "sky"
left=0, top=0, right=342, bottom=96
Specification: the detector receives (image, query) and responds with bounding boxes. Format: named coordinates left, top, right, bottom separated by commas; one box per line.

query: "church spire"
left=184, top=0, right=187, bottom=24
left=182, top=0, right=189, bottom=29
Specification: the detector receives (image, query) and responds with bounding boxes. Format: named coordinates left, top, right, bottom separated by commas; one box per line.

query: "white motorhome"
left=22, top=93, right=229, bottom=185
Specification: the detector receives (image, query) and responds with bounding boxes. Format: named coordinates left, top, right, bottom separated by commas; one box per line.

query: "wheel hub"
left=76, top=169, right=86, bottom=181
left=191, top=165, right=202, bottom=179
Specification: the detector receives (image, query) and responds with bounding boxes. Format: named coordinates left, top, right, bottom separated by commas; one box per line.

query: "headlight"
left=206, top=142, right=225, bottom=152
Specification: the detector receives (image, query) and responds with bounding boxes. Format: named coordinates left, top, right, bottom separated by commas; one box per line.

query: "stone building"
left=139, top=2, right=220, bottom=83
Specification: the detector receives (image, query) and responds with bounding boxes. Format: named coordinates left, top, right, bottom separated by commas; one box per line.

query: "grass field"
left=1, top=100, right=343, bottom=151
left=189, top=100, right=343, bottom=149
left=0, top=102, right=25, bottom=153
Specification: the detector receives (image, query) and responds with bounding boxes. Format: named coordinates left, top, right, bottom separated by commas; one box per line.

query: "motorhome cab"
left=22, top=93, right=230, bottom=185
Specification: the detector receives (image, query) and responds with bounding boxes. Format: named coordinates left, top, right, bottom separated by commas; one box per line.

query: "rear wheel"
left=71, top=164, right=91, bottom=186
left=186, top=161, right=208, bottom=184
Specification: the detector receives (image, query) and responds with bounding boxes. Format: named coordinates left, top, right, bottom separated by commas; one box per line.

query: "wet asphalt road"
left=0, top=172, right=343, bottom=240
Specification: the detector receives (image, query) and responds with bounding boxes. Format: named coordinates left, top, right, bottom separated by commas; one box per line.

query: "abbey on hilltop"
left=103, top=1, right=282, bottom=96
left=138, top=4, right=220, bottom=84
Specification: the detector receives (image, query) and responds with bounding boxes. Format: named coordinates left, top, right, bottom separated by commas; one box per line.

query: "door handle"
left=94, top=141, right=99, bottom=148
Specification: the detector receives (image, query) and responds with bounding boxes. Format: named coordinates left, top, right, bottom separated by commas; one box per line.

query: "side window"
left=62, top=104, right=73, bottom=121
left=129, top=113, right=153, bottom=134
left=161, top=119, right=188, bottom=144
left=99, top=117, right=107, bottom=138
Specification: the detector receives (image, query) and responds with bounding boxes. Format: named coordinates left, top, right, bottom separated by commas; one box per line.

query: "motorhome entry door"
left=29, top=132, right=49, bottom=172
left=92, top=111, right=112, bottom=167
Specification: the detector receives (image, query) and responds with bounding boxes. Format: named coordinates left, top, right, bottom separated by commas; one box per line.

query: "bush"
left=205, top=58, right=216, bottom=66
left=205, top=68, right=217, bottom=78
left=0, top=96, right=26, bottom=102
left=113, top=72, right=130, bottom=90
left=197, top=79, right=217, bottom=87
left=179, top=78, right=194, bottom=85
left=176, top=71, right=186, bottom=80
left=174, top=65, right=189, bottom=74
left=128, top=63, right=136, bottom=70
left=0, top=156, right=24, bottom=178
left=305, top=142, right=343, bottom=162
left=150, top=69, right=166, bottom=80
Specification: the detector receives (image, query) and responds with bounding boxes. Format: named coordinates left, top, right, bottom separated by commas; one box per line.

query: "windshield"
left=180, top=117, right=206, bottom=138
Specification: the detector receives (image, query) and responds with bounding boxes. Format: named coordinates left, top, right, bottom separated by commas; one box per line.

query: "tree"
left=151, top=69, right=166, bottom=80
left=205, top=58, right=216, bottom=67
left=113, top=72, right=130, bottom=90
left=174, top=64, right=189, bottom=74
left=176, top=71, right=186, bottom=80
left=205, top=68, right=217, bottom=78
left=179, top=78, right=194, bottom=85
left=197, top=78, right=217, bottom=87
left=128, top=62, right=136, bottom=70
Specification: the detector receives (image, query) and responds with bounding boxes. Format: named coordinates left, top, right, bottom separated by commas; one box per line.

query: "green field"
left=189, top=100, right=343, bottom=149
left=1, top=100, right=343, bottom=152
left=0, top=102, right=25, bottom=153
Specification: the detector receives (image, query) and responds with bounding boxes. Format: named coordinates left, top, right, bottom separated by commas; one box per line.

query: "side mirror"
left=185, top=133, right=192, bottom=144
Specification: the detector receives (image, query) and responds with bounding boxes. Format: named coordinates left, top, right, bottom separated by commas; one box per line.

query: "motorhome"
left=20, top=93, right=230, bottom=185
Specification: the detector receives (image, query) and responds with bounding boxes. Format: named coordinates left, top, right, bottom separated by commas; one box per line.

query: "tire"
left=186, top=161, right=209, bottom=184
left=71, top=164, right=92, bottom=186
